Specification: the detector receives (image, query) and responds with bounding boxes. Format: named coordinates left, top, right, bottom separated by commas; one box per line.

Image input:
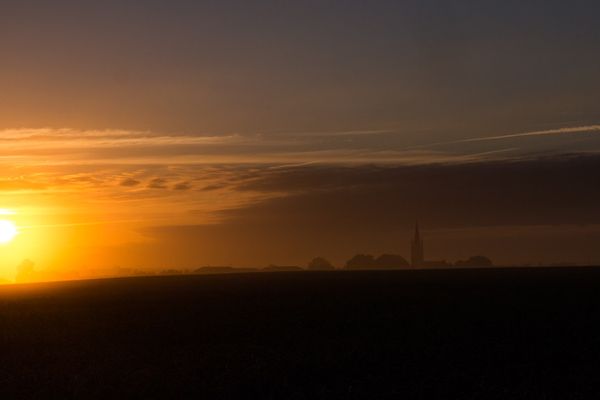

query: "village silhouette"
left=189, top=222, right=493, bottom=276
left=11, top=222, right=494, bottom=283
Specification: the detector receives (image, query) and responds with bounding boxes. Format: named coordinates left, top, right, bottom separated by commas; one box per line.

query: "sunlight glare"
left=0, top=220, right=18, bottom=244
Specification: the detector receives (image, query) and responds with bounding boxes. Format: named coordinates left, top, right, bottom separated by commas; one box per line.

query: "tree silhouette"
left=345, top=254, right=375, bottom=269
left=307, top=257, right=335, bottom=270
left=374, top=254, right=409, bottom=269
left=455, top=256, right=493, bottom=267
left=264, top=265, right=303, bottom=271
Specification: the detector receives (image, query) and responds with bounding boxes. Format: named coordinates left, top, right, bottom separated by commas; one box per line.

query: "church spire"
left=411, top=221, right=424, bottom=267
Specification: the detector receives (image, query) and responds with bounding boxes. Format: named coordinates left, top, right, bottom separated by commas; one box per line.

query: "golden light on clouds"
left=0, top=124, right=599, bottom=283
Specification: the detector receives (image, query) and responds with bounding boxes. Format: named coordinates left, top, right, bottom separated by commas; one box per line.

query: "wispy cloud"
left=2, top=125, right=600, bottom=169
left=0, top=128, right=243, bottom=148
left=273, top=129, right=395, bottom=137
left=0, top=127, right=500, bottom=166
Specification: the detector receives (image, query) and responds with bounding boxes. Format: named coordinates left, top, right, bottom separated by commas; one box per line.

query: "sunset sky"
left=1, top=1, right=600, bottom=280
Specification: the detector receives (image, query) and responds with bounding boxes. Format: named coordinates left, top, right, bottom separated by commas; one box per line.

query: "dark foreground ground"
left=2, top=268, right=600, bottom=399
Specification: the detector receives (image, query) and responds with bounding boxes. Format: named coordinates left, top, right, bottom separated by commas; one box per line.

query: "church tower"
left=411, top=222, right=424, bottom=267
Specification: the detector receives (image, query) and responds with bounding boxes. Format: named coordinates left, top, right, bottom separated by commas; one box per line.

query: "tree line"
left=307, top=254, right=493, bottom=270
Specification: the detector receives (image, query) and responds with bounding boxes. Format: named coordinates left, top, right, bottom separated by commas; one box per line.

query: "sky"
left=1, top=1, right=600, bottom=280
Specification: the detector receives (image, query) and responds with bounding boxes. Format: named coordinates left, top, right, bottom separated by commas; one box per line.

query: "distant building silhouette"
left=411, top=222, right=424, bottom=267
left=410, top=223, right=451, bottom=268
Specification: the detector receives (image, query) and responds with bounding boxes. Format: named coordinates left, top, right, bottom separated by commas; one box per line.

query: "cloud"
left=3, top=153, right=600, bottom=268
left=201, top=184, right=227, bottom=191
left=147, top=178, right=168, bottom=189
left=0, top=127, right=544, bottom=167
left=173, top=181, right=192, bottom=191
left=132, top=154, right=600, bottom=266
left=2, top=125, right=600, bottom=167
left=120, top=178, right=141, bottom=187
left=275, top=128, right=395, bottom=137
left=0, top=128, right=241, bottom=146
left=0, top=178, right=46, bottom=191
left=217, top=153, right=600, bottom=230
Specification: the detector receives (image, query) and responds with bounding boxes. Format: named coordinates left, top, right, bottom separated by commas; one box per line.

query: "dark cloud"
left=147, top=178, right=168, bottom=189
left=173, top=181, right=192, bottom=191
left=135, top=154, right=600, bottom=267
left=226, top=154, right=600, bottom=229
left=200, top=184, right=228, bottom=191
left=120, top=178, right=140, bottom=187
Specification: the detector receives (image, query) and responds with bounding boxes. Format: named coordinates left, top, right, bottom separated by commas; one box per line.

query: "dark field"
left=2, top=268, right=600, bottom=399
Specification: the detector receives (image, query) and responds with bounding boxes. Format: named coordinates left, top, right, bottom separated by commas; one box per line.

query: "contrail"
left=414, top=125, right=600, bottom=149
left=458, top=125, right=600, bottom=143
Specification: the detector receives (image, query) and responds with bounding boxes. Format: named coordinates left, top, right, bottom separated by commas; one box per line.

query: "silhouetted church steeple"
left=411, top=222, right=424, bottom=267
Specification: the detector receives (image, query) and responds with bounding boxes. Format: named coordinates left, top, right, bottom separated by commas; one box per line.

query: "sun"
left=0, top=220, right=18, bottom=244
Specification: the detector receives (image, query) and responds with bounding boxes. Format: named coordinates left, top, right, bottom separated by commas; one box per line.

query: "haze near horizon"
left=1, top=0, right=600, bottom=281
